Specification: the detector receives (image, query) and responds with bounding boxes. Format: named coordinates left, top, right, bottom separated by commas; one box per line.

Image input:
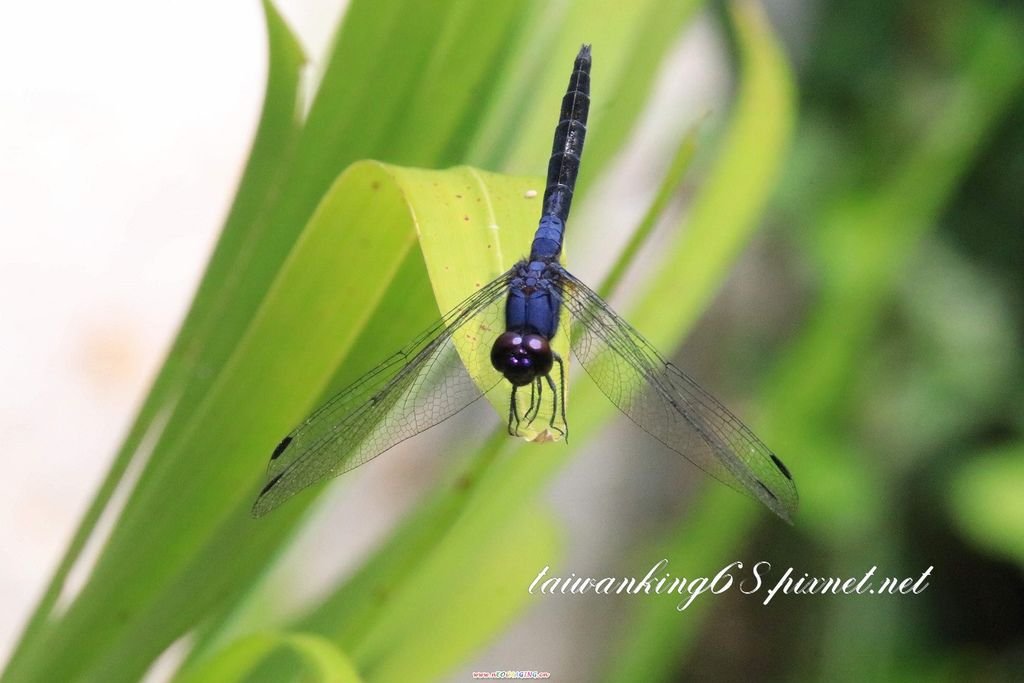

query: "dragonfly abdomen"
left=533, top=45, right=591, bottom=260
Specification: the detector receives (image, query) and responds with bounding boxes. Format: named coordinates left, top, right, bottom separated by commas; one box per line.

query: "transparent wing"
left=558, top=268, right=798, bottom=522
left=252, top=272, right=512, bottom=517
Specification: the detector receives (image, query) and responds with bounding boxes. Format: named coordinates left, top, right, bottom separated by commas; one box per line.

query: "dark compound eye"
left=490, top=331, right=554, bottom=386
left=521, top=334, right=553, bottom=375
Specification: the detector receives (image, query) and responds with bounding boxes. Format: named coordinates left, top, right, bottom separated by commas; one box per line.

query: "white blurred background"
left=0, top=0, right=348, bottom=663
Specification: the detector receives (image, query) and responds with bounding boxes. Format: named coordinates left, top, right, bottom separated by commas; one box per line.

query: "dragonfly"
left=252, top=45, right=798, bottom=522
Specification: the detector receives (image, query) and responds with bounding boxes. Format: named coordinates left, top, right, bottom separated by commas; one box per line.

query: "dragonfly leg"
left=551, top=353, right=568, bottom=440
left=508, top=385, right=522, bottom=436
left=544, top=372, right=558, bottom=432
left=526, top=377, right=543, bottom=426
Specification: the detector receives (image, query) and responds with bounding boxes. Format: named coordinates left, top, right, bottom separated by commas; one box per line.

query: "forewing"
left=558, top=269, right=797, bottom=522
left=252, top=272, right=512, bottom=516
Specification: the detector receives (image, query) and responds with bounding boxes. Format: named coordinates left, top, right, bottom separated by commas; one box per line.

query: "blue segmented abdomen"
left=530, top=44, right=591, bottom=261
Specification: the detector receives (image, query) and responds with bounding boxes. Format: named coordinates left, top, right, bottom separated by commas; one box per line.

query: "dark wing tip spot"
left=252, top=472, right=286, bottom=518
left=770, top=453, right=792, bottom=480
left=270, top=436, right=293, bottom=461
left=258, top=472, right=284, bottom=497
left=755, top=480, right=778, bottom=501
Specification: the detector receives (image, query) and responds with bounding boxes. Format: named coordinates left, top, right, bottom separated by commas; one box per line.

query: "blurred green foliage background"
left=3, top=0, right=1022, bottom=681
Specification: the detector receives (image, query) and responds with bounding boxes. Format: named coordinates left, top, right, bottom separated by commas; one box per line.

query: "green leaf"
left=597, top=123, right=700, bottom=297
left=604, top=487, right=755, bottom=683
left=471, top=0, right=706, bottom=176
left=1, top=2, right=306, bottom=680
left=949, top=444, right=1024, bottom=567
left=624, top=0, right=794, bottom=349
left=377, top=165, right=568, bottom=440
left=14, top=161, right=554, bottom=683
left=357, top=505, right=561, bottom=682
left=604, top=0, right=796, bottom=679
left=176, top=632, right=362, bottom=683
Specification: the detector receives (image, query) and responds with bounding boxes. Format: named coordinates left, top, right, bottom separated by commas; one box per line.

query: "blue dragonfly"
left=252, top=45, right=798, bottom=522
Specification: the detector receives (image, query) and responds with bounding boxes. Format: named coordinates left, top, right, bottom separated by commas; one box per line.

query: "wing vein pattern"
left=252, top=272, right=513, bottom=516
left=557, top=268, right=797, bottom=521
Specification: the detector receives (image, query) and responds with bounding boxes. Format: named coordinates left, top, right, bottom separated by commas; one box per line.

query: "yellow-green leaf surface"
left=356, top=505, right=561, bottom=682
left=6, top=161, right=551, bottom=683
left=396, top=165, right=568, bottom=440
left=176, top=632, right=362, bottom=683
left=949, top=444, right=1024, bottom=567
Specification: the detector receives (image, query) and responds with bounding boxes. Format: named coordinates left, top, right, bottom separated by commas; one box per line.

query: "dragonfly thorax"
left=490, top=330, right=554, bottom=386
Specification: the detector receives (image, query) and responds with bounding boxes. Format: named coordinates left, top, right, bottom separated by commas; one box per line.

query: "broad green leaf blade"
left=21, top=161, right=418, bottom=683
left=13, top=162, right=550, bottom=683
left=129, top=0, right=530, bottom=517
left=175, top=632, right=362, bottom=683
left=130, top=0, right=528, bottom=502
left=356, top=506, right=561, bottom=683
left=1, top=2, right=306, bottom=680
left=396, top=165, right=568, bottom=440
left=248, top=165, right=558, bottom=517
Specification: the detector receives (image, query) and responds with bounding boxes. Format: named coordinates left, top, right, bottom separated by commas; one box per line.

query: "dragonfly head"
left=490, top=331, right=553, bottom=386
